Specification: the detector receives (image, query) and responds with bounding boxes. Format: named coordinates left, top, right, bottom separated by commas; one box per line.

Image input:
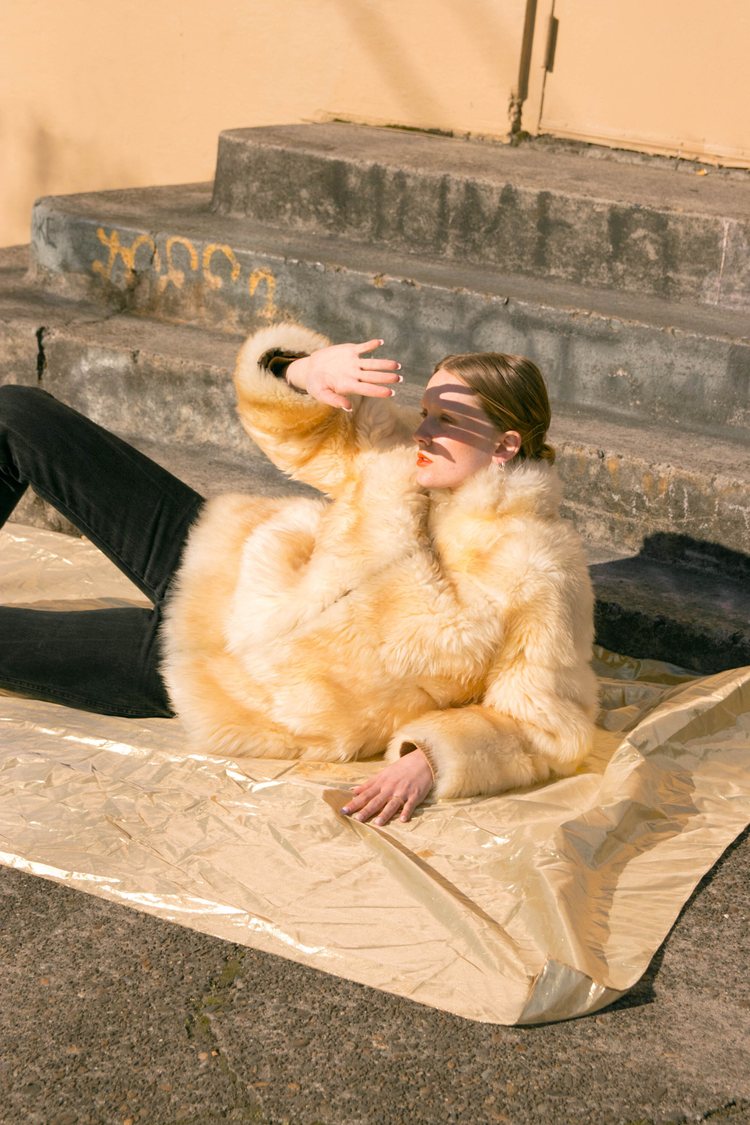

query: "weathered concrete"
left=212, top=123, right=750, bottom=310
left=0, top=833, right=747, bottom=1124
left=3, top=348, right=747, bottom=672
left=2, top=256, right=748, bottom=558
left=1, top=278, right=746, bottom=556
left=27, top=188, right=750, bottom=436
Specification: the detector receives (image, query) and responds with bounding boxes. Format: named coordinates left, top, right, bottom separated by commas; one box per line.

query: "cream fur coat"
left=161, top=324, right=598, bottom=801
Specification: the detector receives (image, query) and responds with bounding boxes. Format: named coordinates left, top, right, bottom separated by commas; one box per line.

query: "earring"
left=495, top=459, right=506, bottom=471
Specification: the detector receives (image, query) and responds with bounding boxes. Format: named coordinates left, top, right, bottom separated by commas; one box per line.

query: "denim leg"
left=0, top=385, right=204, bottom=602
left=0, top=384, right=206, bottom=716
left=0, top=604, right=173, bottom=717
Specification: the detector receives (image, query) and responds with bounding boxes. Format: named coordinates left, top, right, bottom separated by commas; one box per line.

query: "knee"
left=0, top=384, right=52, bottom=423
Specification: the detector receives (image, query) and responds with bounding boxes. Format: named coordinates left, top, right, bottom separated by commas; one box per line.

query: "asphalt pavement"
left=0, top=826, right=747, bottom=1125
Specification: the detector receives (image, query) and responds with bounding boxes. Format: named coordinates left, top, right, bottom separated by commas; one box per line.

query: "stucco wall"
left=3, top=1, right=748, bottom=249
left=0, top=0, right=526, bottom=247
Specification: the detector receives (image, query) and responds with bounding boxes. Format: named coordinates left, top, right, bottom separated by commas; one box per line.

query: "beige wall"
left=0, top=0, right=527, bottom=247
left=3, top=1, right=749, bottom=249
left=528, top=0, right=750, bottom=167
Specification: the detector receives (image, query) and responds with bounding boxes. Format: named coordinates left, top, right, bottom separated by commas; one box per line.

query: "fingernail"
left=396, top=374, right=404, bottom=382
left=389, top=389, right=396, bottom=397
left=342, top=406, right=353, bottom=413
left=395, top=363, right=402, bottom=371
left=375, top=818, right=384, bottom=827
left=341, top=806, right=350, bottom=815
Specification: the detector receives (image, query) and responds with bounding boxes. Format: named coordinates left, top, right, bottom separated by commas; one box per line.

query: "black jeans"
left=0, top=385, right=204, bottom=716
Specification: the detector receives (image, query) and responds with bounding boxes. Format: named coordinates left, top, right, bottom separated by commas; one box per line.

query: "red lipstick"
left=416, top=452, right=432, bottom=466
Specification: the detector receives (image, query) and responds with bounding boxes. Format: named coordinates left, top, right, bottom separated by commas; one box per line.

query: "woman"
left=0, top=323, right=597, bottom=826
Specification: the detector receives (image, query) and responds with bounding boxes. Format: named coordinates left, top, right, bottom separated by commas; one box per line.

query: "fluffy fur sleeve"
left=385, top=538, right=598, bottom=800
left=234, top=323, right=413, bottom=497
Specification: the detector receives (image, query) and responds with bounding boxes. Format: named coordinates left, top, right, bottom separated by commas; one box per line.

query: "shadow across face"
left=414, top=375, right=503, bottom=460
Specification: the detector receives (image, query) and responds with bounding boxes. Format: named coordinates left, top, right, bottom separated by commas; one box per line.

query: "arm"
left=388, top=582, right=598, bottom=802
left=344, top=560, right=597, bottom=823
left=233, top=323, right=409, bottom=496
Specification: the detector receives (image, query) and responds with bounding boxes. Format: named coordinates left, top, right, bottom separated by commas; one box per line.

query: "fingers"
left=341, top=783, right=411, bottom=826
left=341, top=753, right=433, bottom=825
left=358, top=359, right=402, bottom=375
left=355, top=383, right=399, bottom=400
left=316, top=391, right=353, bottom=411
left=373, top=797, right=404, bottom=827
left=355, top=338, right=386, bottom=356
left=399, top=792, right=421, bottom=822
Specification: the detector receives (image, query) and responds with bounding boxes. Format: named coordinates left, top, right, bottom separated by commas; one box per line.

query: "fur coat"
left=161, top=324, right=598, bottom=801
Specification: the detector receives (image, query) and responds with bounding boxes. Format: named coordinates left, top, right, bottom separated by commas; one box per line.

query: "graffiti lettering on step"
left=91, top=228, right=280, bottom=319
left=158, top=236, right=199, bottom=293
left=92, top=229, right=159, bottom=280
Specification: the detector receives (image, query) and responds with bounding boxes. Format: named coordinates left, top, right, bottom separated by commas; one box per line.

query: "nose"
left=413, top=418, right=431, bottom=446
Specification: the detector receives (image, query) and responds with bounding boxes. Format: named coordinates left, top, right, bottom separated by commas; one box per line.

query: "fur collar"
left=428, top=457, right=562, bottom=523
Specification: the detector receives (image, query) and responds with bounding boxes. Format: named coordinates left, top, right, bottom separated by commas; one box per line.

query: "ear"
left=492, top=430, right=522, bottom=465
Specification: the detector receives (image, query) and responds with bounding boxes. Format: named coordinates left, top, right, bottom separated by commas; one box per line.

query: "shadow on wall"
left=0, top=114, right=148, bottom=248
left=329, top=0, right=521, bottom=132
left=591, top=533, right=750, bottom=675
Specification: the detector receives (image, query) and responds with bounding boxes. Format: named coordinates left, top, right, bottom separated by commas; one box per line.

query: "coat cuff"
left=235, top=323, right=331, bottom=408
left=260, top=348, right=308, bottom=388
left=386, top=707, right=537, bottom=800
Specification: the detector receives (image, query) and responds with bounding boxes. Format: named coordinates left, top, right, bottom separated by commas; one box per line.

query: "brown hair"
left=434, top=352, right=555, bottom=463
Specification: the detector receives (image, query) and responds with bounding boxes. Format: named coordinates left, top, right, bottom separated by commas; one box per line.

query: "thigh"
left=0, top=386, right=204, bottom=602
left=0, top=603, right=173, bottom=718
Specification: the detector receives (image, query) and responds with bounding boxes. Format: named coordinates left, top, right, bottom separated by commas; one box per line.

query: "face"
left=412, top=369, right=520, bottom=490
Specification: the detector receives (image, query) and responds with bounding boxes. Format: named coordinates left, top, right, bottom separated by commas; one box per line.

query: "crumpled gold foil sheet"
left=2, top=524, right=749, bottom=1025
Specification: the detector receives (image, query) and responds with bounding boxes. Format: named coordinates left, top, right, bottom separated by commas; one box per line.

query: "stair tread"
left=2, top=257, right=749, bottom=481
left=30, top=185, right=750, bottom=341
left=217, top=123, right=750, bottom=221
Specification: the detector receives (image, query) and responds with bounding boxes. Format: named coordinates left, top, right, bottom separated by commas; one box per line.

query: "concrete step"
left=211, top=123, right=750, bottom=311
left=28, top=186, right=750, bottom=439
left=2, top=269, right=747, bottom=560
left=2, top=263, right=746, bottom=673
left=591, top=536, right=750, bottom=674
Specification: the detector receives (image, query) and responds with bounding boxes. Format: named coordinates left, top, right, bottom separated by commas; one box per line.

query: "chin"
left=416, top=465, right=454, bottom=490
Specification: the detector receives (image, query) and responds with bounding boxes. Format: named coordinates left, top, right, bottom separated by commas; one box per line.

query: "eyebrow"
left=419, top=402, right=459, bottom=417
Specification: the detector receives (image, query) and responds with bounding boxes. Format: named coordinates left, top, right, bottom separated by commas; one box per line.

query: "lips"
left=416, top=453, right=432, bottom=466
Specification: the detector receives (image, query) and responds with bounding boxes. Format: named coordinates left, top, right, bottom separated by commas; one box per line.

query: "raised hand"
left=285, top=339, right=402, bottom=411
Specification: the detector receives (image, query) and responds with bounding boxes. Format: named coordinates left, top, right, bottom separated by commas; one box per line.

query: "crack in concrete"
left=716, top=219, right=731, bottom=307
left=35, top=326, right=47, bottom=383
left=184, top=950, right=263, bottom=1117
left=702, top=1100, right=750, bottom=1121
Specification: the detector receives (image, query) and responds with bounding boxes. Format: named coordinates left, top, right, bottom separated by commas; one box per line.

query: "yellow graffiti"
left=157, top=236, right=200, bottom=293
left=91, top=228, right=283, bottom=317
left=203, top=244, right=241, bottom=290
left=92, top=228, right=159, bottom=281
left=248, top=268, right=279, bottom=320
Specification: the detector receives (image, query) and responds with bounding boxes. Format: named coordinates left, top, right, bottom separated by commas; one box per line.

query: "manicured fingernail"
left=342, top=406, right=353, bottom=413
left=395, top=363, right=402, bottom=370
left=375, top=819, right=384, bottom=826
left=341, top=806, right=350, bottom=815
left=396, top=374, right=404, bottom=382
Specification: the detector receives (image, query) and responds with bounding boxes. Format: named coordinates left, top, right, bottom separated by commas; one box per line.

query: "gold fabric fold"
left=1, top=525, right=748, bottom=1025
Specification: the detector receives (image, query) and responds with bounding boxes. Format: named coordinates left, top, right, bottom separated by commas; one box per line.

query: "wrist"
left=400, top=742, right=435, bottom=784
left=284, top=356, right=309, bottom=393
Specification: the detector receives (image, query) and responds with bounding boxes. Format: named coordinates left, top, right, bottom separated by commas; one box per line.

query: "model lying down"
left=0, top=323, right=597, bottom=826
